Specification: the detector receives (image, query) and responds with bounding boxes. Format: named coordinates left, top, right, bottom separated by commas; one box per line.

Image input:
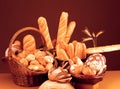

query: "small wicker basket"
left=6, top=27, right=49, bottom=87
left=72, top=73, right=105, bottom=84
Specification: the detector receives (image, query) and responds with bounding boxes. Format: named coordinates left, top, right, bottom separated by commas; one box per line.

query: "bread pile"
left=5, top=17, right=55, bottom=72
left=5, top=11, right=120, bottom=88
left=54, top=12, right=107, bottom=77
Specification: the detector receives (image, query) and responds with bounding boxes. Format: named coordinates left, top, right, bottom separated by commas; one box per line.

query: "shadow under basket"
left=7, top=58, right=48, bottom=87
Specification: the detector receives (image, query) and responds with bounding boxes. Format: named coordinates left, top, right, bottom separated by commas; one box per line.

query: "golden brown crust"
left=28, top=64, right=46, bottom=71
left=57, top=48, right=69, bottom=61
left=57, top=12, right=68, bottom=44
left=19, top=58, right=28, bottom=66
left=65, top=21, right=76, bottom=43
left=82, top=65, right=96, bottom=76
left=37, top=57, right=47, bottom=66
left=86, top=44, right=120, bottom=54
left=81, top=43, right=87, bottom=59
left=66, top=43, right=74, bottom=59
left=46, top=62, right=53, bottom=70
left=38, top=17, right=53, bottom=49
left=74, top=42, right=83, bottom=59
left=23, top=34, right=36, bottom=53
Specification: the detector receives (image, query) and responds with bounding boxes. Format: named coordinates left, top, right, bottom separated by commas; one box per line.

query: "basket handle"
left=8, top=27, right=46, bottom=58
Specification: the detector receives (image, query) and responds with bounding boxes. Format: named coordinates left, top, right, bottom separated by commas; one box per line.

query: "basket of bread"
left=55, top=12, right=120, bottom=85
left=5, top=17, right=57, bottom=87
left=5, top=11, right=120, bottom=88
left=39, top=12, right=120, bottom=89
left=53, top=12, right=106, bottom=83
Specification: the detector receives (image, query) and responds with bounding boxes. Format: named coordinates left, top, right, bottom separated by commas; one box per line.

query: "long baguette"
left=86, top=44, right=120, bottom=54
left=38, top=17, right=53, bottom=49
left=57, top=12, right=68, bottom=44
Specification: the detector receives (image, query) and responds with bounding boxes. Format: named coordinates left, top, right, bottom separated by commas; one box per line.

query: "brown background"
left=0, top=0, right=120, bottom=72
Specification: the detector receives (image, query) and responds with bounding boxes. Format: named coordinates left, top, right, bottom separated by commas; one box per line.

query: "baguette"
left=38, top=17, right=53, bottom=49
left=56, top=45, right=69, bottom=61
left=74, top=42, right=83, bottom=59
left=65, top=21, right=76, bottom=43
left=57, top=12, right=68, bottom=44
left=59, top=40, right=68, bottom=49
left=86, top=44, right=120, bottom=54
left=66, top=43, right=74, bottom=59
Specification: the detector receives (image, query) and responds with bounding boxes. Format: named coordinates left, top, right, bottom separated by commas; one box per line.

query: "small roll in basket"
left=6, top=27, right=49, bottom=87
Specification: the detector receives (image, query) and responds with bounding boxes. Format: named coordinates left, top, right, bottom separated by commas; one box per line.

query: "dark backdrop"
left=0, top=0, right=120, bottom=72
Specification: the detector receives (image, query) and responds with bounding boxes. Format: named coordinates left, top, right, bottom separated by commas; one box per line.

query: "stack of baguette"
left=56, top=12, right=86, bottom=62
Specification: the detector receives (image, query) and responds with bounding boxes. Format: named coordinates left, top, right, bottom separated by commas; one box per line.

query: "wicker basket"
left=6, top=27, right=49, bottom=87
left=72, top=73, right=105, bottom=84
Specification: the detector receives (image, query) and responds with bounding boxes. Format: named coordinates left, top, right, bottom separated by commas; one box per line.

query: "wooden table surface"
left=0, top=71, right=120, bottom=89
